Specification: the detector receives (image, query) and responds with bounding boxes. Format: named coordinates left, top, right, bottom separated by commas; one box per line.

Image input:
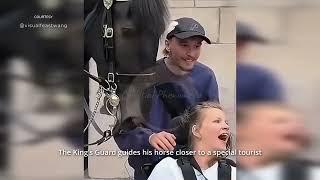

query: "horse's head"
left=85, top=0, right=169, bottom=76
left=113, top=0, right=168, bottom=74
left=84, top=0, right=169, bottom=138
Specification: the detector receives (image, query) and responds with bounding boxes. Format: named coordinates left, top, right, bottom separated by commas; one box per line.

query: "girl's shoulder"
left=157, top=156, right=178, bottom=166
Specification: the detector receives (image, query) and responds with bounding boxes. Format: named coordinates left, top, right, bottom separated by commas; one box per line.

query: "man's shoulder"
left=195, top=61, right=214, bottom=71
left=155, top=58, right=167, bottom=72
left=193, top=61, right=215, bottom=77
left=156, top=58, right=165, bottom=65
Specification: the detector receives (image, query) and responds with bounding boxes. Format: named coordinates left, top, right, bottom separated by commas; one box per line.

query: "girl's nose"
left=222, top=121, right=230, bottom=130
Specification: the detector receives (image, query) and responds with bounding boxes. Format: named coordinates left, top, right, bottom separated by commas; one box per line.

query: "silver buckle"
left=103, top=25, right=113, bottom=38
left=107, top=73, right=115, bottom=83
left=103, top=0, right=113, bottom=9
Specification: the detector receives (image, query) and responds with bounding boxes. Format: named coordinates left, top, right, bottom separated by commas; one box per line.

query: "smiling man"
left=162, top=17, right=212, bottom=76
left=114, top=17, right=220, bottom=180
left=149, top=17, right=220, bottom=153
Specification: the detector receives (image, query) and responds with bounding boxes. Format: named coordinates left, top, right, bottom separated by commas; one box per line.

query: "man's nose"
left=186, top=49, right=197, bottom=58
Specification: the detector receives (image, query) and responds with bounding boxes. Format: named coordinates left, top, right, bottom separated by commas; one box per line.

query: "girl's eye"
left=213, top=119, right=220, bottom=123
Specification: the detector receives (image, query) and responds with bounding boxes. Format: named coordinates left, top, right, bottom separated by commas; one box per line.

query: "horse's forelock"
left=130, top=0, right=169, bottom=37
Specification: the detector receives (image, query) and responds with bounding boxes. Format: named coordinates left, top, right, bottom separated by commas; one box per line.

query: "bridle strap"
left=102, top=0, right=116, bottom=83
left=83, top=71, right=116, bottom=146
left=83, top=0, right=118, bottom=147
left=83, top=97, right=104, bottom=136
left=85, top=130, right=112, bottom=147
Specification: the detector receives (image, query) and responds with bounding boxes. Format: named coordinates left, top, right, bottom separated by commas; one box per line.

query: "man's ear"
left=165, top=39, right=170, bottom=52
left=165, top=39, right=169, bottom=46
left=192, top=125, right=201, bottom=139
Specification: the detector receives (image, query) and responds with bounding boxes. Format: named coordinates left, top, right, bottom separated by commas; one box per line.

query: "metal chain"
left=83, top=85, right=104, bottom=132
left=83, top=80, right=120, bottom=146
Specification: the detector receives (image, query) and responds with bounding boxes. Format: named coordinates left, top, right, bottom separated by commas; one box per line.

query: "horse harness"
left=84, top=0, right=157, bottom=146
left=83, top=0, right=126, bottom=146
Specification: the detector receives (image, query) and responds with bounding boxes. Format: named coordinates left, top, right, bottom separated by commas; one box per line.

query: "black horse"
left=84, top=0, right=169, bottom=137
left=83, top=0, right=169, bottom=176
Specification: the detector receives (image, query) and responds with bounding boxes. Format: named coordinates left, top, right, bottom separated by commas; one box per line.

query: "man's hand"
left=149, top=131, right=176, bottom=151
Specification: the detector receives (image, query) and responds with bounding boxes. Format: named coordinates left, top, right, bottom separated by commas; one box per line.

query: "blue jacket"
left=114, top=58, right=219, bottom=171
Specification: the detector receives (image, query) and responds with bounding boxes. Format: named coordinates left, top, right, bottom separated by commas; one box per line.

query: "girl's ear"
left=192, top=125, right=201, bottom=139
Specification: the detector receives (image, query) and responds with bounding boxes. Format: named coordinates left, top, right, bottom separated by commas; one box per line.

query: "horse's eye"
left=122, top=27, right=137, bottom=36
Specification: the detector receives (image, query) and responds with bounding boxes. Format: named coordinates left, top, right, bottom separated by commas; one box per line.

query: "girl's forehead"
left=199, top=108, right=226, bottom=121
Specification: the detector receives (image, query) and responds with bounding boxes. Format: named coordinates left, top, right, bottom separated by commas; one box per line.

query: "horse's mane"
left=130, top=0, right=169, bottom=36
left=86, top=0, right=169, bottom=36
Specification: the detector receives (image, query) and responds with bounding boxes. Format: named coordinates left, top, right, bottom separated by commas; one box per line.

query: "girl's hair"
left=181, top=101, right=232, bottom=151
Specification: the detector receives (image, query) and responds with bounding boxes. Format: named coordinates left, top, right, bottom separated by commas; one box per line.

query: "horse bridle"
left=84, top=0, right=157, bottom=146
left=83, top=0, right=126, bottom=146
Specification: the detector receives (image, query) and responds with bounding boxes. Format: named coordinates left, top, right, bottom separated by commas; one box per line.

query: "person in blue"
left=114, top=17, right=220, bottom=180
left=236, top=21, right=284, bottom=104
